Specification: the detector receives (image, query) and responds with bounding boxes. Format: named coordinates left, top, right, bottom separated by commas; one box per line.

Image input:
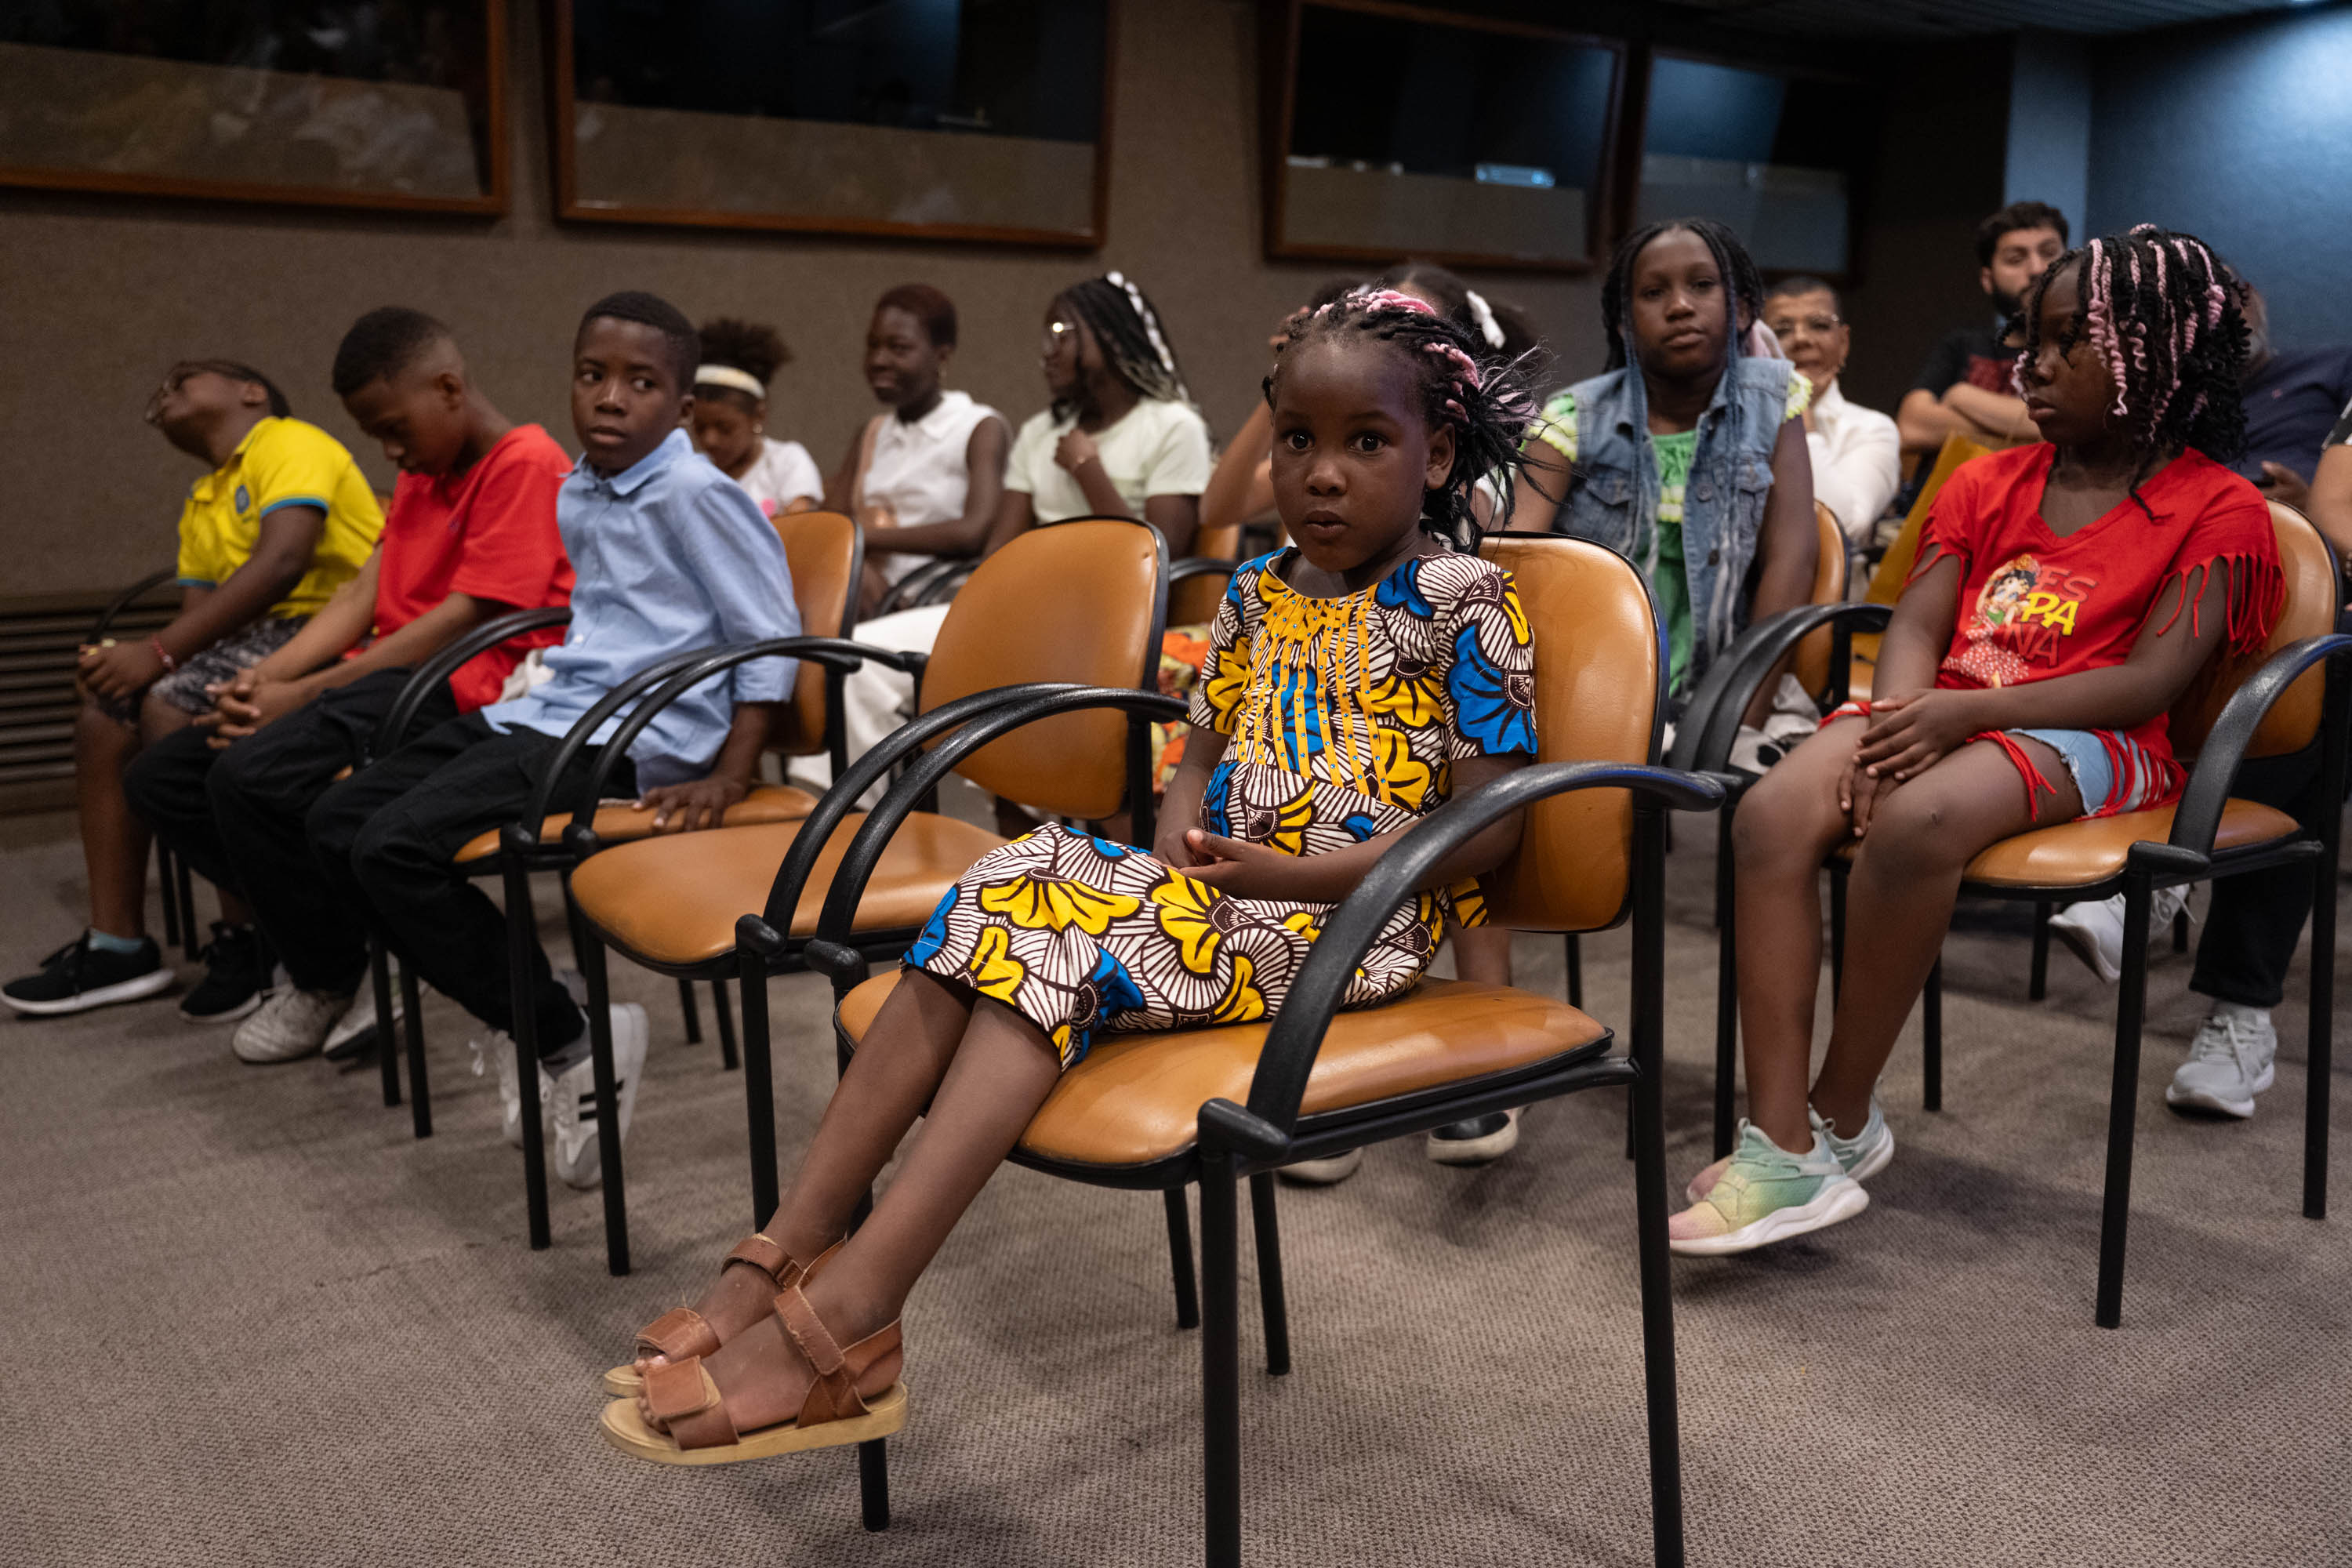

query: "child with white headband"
left=690, top=318, right=823, bottom=519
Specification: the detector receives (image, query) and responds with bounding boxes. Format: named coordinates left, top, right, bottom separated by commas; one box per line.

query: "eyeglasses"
left=1766, top=314, right=1843, bottom=339
left=1042, top=319, right=1077, bottom=355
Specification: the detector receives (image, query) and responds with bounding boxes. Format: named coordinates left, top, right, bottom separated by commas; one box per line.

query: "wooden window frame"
left=546, top=0, right=1114, bottom=249
left=1261, top=0, right=1628, bottom=277
left=0, top=0, right=510, bottom=216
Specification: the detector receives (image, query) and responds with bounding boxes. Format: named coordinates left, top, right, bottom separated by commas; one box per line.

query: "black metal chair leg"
left=372, top=941, right=401, bottom=1109
left=677, top=975, right=703, bottom=1044
left=2172, top=909, right=2190, bottom=952
left=581, top=934, right=630, bottom=1276
left=1828, top=861, right=1847, bottom=1006
left=1711, top=810, right=1732, bottom=932
left=1163, top=1188, right=1200, bottom=1330
left=1565, top=933, right=1584, bottom=1009
left=857, top=1439, right=891, bottom=1531
left=174, top=849, right=199, bottom=960
left=2307, top=833, right=2336, bottom=1221
left=739, top=945, right=779, bottom=1227
left=1630, top=804, right=1686, bottom=1566
left=502, top=855, right=551, bottom=1251
left=2095, top=879, right=2154, bottom=1329
left=1923, top=957, right=1943, bottom=1112
left=1200, top=1163, right=1242, bottom=1568
left=1713, top=871, right=1738, bottom=1159
left=155, top=843, right=181, bottom=951
left=2029, top=900, right=2052, bottom=1000
left=1247, top=1173, right=1291, bottom=1376
left=401, top=959, right=430, bottom=1138
left=710, top=976, right=739, bottom=1070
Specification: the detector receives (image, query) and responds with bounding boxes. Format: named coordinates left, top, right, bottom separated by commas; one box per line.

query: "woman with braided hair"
left=1674, top=227, right=2281, bottom=1257
left=600, top=288, right=1541, bottom=1462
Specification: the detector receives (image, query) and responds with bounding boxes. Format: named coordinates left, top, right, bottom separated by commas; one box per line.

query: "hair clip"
left=1464, top=289, right=1505, bottom=350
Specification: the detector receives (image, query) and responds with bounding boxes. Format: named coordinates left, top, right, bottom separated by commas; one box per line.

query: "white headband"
left=693, top=365, right=766, bottom=398
left=1464, top=289, right=1505, bottom=350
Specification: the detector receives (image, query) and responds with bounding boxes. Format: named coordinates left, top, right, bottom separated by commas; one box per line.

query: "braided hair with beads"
left=1265, top=286, right=1539, bottom=550
left=2016, top=225, right=2249, bottom=481
left=1051, top=271, right=1192, bottom=419
left=1598, top=218, right=1767, bottom=373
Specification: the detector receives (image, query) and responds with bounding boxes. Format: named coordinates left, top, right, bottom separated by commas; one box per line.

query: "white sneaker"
left=550, top=1004, right=648, bottom=1190
left=1425, top=1109, right=1521, bottom=1165
left=232, top=986, right=354, bottom=1064
left=2048, top=885, right=2192, bottom=985
left=2166, top=1008, right=2278, bottom=1118
left=1686, top=1101, right=1893, bottom=1203
left=1277, top=1148, right=1363, bottom=1185
left=470, top=1031, right=551, bottom=1149
left=324, top=987, right=403, bottom=1061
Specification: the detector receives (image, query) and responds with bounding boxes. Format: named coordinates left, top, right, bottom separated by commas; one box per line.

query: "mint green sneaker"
left=1668, top=1120, right=1869, bottom=1256
left=1685, top=1101, right=1893, bottom=1205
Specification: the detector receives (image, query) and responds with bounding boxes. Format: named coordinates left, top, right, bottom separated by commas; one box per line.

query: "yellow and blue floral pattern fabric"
left=906, top=546, right=1538, bottom=1069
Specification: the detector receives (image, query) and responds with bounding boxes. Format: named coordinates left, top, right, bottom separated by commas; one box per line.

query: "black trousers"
left=122, top=668, right=452, bottom=991
left=310, top=712, right=632, bottom=1056
left=2190, top=739, right=2328, bottom=1010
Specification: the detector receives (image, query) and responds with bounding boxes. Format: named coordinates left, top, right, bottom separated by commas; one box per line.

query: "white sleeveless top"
left=855, top=390, right=1002, bottom=583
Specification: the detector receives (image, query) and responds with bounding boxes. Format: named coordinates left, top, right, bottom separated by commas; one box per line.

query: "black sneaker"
left=1424, top=1109, right=1522, bottom=1167
left=179, top=923, right=270, bottom=1023
left=2, top=933, right=173, bottom=1016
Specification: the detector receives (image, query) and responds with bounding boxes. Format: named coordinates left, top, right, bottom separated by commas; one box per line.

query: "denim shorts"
left=2009, top=728, right=2116, bottom=816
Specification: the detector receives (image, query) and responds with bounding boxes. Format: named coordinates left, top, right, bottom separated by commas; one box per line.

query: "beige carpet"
left=2, top=814, right=2348, bottom=1567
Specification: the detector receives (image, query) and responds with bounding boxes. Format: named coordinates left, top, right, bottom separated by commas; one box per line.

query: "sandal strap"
left=643, top=1357, right=740, bottom=1451
left=633, top=1307, right=720, bottom=1363
left=775, top=1285, right=902, bottom=1428
left=724, top=1232, right=796, bottom=1283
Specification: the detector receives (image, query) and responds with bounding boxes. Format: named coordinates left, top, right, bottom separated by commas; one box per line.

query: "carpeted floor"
left=2, top=811, right=2348, bottom=1568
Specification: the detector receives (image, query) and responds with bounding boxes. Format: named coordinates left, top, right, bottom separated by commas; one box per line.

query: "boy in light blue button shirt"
left=303, top=292, right=798, bottom=1185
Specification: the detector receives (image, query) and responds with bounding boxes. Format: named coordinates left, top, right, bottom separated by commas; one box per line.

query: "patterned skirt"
left=906, top=822, right=1440, bottom=1069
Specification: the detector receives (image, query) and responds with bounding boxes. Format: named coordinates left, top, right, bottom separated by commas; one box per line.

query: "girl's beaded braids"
left=1265, top=286, right=1540, bottom=550
left=2018, top=224, right=2249, bottom=473
left=1052, top=272, right=1192, bottom=416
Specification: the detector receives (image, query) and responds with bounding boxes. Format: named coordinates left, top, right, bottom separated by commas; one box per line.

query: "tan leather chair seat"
left=451, top=782, right=819, bottom=865
left=837, top=974, right=1609, bottom=1168
left=1831, top=798, right=2299, bottom=888
left=572, top=811, right=1005, bottom=966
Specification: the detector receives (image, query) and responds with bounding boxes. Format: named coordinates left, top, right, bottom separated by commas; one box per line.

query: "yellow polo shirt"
left=176, top=417, right=383, bottom=618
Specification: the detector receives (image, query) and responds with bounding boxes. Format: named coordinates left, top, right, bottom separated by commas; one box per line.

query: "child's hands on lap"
left=1177, top=829, right=1321, bottom=902
left=638, top=776, right=747, bottom=833
left=1855, top=688, right=1984, bottom=785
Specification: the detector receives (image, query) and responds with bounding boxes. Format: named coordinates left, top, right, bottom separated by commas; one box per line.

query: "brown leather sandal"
left=600, top=1234, right=840, bottom=1397
left=598, top=1283, right=907, bottom=1465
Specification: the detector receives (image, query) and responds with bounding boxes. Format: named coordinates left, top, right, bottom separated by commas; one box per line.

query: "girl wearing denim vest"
left=1515, top=220, right=1817, bottom=714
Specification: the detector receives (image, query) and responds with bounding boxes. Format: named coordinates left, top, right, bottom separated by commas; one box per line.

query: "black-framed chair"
left=808, top=533, right=1715, bottom=1566
left=1685, top=500, right=2348, bottom=1327
left=560, top=518, right=1169, bottom=1274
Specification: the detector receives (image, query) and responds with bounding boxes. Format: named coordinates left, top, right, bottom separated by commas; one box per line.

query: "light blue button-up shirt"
left=480, top=428, right=798, bottom=787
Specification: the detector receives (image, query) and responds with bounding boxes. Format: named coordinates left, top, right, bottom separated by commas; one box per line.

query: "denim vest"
left=1553, top=357, right=1798, bottom=694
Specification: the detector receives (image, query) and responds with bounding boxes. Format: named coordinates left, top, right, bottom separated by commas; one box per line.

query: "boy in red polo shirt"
left=124, top=308, right=573, bottom=1058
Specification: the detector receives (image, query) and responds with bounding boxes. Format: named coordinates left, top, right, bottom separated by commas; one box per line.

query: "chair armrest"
left=912, top=562, right=978, bottom=608
left=806, top=686, right=1188, bottom=946
left=1668, top=602, right=1892, bottom=773
left=740, top=682, right=1098, bottom=941
left=872, top=558, right=970, bottom=618
left=370, top=606, right=574, bottom=760
left=1167, top=557, right=1241, bottom=586
left=89, top=568, right=178, bottom=642
left=2168, top=633, right=2352, bottom=856
left=558, top=637, right=880, bottom=848
left=1221, top=760, right=1726, bottom=1142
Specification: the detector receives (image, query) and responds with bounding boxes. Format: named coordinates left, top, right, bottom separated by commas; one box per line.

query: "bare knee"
left=1856, top=789, right=1973, bottom=877
left=1733, top=766, right=1840, bottom=873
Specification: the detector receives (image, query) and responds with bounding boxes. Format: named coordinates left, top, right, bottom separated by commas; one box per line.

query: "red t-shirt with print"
left=1910, top=443, right=2281, bottom=809
left=369, top=424, right=575, bottom=711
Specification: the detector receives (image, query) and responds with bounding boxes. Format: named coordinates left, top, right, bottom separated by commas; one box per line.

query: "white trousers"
left=788, top=603, right=951, bottom=807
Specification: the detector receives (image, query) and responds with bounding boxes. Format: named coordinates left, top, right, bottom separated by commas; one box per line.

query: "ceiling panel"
left=1668, top=0, right=2316, bottom=40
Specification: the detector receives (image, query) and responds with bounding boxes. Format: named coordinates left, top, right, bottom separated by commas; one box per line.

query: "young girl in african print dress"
left=600, top=288, right=1543, bottom=1465
left=1673, top=227, right=2281, bottom=1258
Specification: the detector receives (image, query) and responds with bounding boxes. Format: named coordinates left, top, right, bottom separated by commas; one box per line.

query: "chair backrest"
left=920, top=518, right=1167, bottom=820
left=1864, top=433, right=1995, bottom=605
left=770, top=510, right=862, bottom=757
left=1791, top=499, right=1852, bottom=697
left=2169, top=501, right=2336, bottom=761
left=1475, top=534, right=1661, bottom=935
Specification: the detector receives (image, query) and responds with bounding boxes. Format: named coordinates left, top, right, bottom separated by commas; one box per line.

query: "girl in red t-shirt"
left=1672, top=227, right=2282, bottom=1256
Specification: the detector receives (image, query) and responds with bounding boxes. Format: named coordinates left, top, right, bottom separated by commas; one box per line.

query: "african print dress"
left=906, top=546, right=1539, bottom=1069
